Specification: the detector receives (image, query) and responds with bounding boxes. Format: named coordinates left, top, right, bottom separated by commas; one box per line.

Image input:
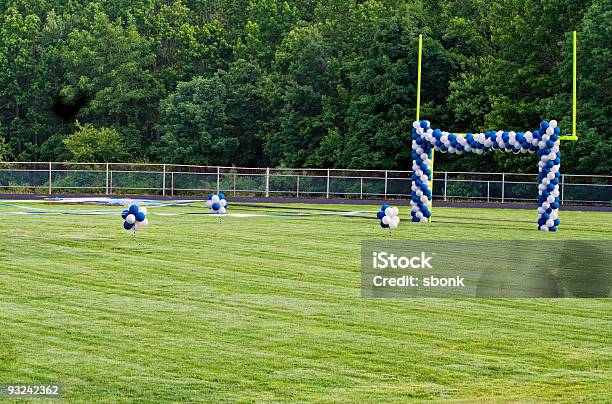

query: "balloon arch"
left=410, top=119, right=561, bottom=231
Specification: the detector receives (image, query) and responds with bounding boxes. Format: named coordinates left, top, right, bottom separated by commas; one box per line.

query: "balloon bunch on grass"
left=121, top=203, right=149, bottom=232
left=377, top=204, right=400, bottom=229
left=205, top=193, right=228, bottom=214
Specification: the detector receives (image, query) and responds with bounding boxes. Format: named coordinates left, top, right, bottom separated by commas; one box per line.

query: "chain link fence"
left=0, top=162, right=610, bottom=205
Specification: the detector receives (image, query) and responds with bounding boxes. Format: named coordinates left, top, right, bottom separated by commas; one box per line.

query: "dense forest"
left=0, top=0, right=609, bottom=174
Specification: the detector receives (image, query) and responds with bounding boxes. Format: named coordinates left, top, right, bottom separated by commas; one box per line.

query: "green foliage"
left=0, top=136, right=8, bottom=162
left=64, top=121, right=128, bottom=162
left=0, top=0, right=609, bottom=174
left=156, top=76, right=238, bottom=165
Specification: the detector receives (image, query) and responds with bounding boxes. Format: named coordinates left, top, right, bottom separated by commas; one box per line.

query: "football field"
left=0, top=202, right=610, bottom=402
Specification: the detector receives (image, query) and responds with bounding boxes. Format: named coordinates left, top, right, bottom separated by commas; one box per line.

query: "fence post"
left=326, top=169, right=330, bottom=199
left=265, top=167, right=270, bottom=198
left=487, top=181, right=490, bottom=203
left=48, top=161, right=52, bottom=194
left=171, top=171, right=174, bottom=197
left=109, top=170, right=113, bottom=194
left=233, top=173, right=237, bottom=197
left=501, top=173, right=505, bottom=203
left=105, top=163, right=109, bottom=194
left=296, top=175, right=300, bottom=198
left=561, top=174, right=565, bottom=205
left=217, top=166, right=221, bottom=194
left=384, top=170, right=388, bottom=200
left=162, top=164, right=166, bottom=196
left=360, top=177, right=363, bottom=199
left=443, top=171, right=448, bottom=201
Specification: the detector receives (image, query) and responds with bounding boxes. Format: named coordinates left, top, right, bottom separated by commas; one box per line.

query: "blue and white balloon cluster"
left=121, top=203, right=149, bottom=231
left=411, top=119, right=561, bottom=231
left=205, top=193, right=228, bottom=214
left=377, top=204, right=400, bottom=229
left=536, top=120, right=561, bottom=232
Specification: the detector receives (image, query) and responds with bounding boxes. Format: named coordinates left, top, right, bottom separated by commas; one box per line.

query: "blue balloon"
left=420, top=120, right=428, bottom=129
left=135, top=211, right=146, bottom=222
left=380, top=221, right=389, bottom=228
left=129, top=204, right=139, bottom=215
left=376, top=211, right=385, bottom=220
left=219, top=193, right=226, bottom=200
left=208, top=193, right=214, bottom=200
left=123, top=221, right=134, bottom=230
left=121, top=209, right=129, bottom=219
left=381, top=204, right=390, bottom=211
left=212, top=202, right=221, bottom=211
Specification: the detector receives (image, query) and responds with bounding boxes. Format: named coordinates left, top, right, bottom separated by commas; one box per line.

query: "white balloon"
left=420, top=217, right=428, bottom=223
left=411, top=205, right=419, bottom=212
left=549, top=120, right=558, bottom=128
left=126, top=214, right=136, bottom=224
left=219, top=206, right=227, bottom=214
left=415, top=211, right=423, bottom=219
left=384, top=207, right=394, bottom=217
left=382, top=216, right=391, bottom=225
left=550, top=212, right=558, bottom=220
left=389, top=221, right=398, bottom=229
left=392, top=216, right=400, bottom=225
left=134, top=221, right=142, bottom=230
left=546, top=219, right=554, bottom=227
left=547, top=195, right=555, bottom=203
left=416, top=190, right=423, bottom=197
left=540, top=225, right=549, bottom=231
left=220, top=199, right=227, bottom=207
left=205, top=200, right=213, bottom=208
left=412, top=121, right=420, bottom=129
left=139, top=207, right=147, bottom=214
left=392, top=207, right=399, bottom=217
left=420, top=195, right=428, bottom=204
left=141, top=218, right=149, bottom=226
left=542, top=202, right=550, bottom=209
left=211, top=195, right=220, bottom=203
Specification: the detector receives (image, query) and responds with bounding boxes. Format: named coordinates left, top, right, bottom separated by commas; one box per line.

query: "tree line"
left=0, top=0, right=609, bottom=174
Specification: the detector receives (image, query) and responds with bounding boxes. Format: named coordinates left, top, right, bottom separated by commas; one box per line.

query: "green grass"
left=0, top=202, right=610, bottom=402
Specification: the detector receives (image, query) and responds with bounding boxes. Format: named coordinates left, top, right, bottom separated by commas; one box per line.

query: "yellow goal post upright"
left=413, top=31, right=579, bottom=223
